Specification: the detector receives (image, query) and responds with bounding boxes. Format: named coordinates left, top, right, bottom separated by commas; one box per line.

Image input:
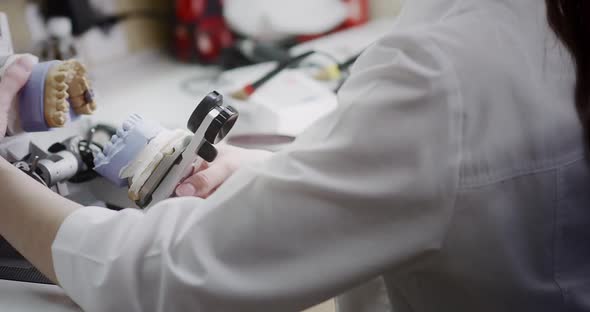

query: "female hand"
left=175, top=144, right=273, bottom=198
left=0, top=56, right=34, bottom=138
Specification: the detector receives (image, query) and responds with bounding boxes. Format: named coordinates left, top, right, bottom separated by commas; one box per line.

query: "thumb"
left=0, top=56, right=35, bottom=106
left=176, top=162, right=232, bottom=198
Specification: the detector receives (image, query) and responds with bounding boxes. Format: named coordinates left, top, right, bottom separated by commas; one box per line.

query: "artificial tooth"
left=125, top=119, right=136, bottom=128
left=74, top=104, right=93, bottom=115
left=54, top=73, right=66, bottom=83
left=55, top=91, right=67, bottom=100
left=94, top=155, right=105, bottom=164
left=103, top=143, right=113, bottom=155
left=52, top=112, right=66, bottom=126
left=123, top=115, right=141, bottom=131
left=74, top=61, right=87, bottom=73
left=56, top=101, right=69, bottom=112
left=76, top=64, right=87, bottom=76
left=54, top=82, right=67, bottom=92
left=69, top=99, right=82, bottom=109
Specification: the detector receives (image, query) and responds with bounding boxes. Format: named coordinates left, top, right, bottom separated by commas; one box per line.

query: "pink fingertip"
left=16, top=56, right=34, bottom=73
left=176, top=183, right=196, bottom=197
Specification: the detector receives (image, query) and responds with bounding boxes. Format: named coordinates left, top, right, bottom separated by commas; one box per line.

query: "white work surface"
left=90, top=52, right=221, bottom=129
left=0, top=53, right=335, bottom=312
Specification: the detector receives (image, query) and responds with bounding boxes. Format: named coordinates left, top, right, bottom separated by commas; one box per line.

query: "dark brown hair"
left=546, top=0, right=590, bottom=148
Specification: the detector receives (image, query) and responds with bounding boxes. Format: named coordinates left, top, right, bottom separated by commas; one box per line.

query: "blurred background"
left=4, top=0, right=401, bottom=66
left=2, top=0, right=404, bottom=139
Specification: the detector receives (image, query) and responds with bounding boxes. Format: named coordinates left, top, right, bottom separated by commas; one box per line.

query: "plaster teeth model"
left=44, top=62, right=71, bottom=128
left=0, top=56, right=98, bottom=132
left=64, top=60, right=96, bottom=115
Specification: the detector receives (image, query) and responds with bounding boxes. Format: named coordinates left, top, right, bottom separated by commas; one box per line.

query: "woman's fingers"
left=0, top=56, right=35, bottom=138
left=0, top=56, right=34, bottom=107
left=175, top=161, right=232, bottom=198
left=174, top=145, right=272, bottom=199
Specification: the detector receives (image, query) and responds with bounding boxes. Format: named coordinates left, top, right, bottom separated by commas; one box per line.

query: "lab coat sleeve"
left=51, top=31, right=463, bottom=312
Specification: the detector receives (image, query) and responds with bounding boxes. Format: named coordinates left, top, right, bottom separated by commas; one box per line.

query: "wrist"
left=0, top=157, right=23, bottom=185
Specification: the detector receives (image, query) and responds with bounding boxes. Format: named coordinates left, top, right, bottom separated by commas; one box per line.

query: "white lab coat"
left=51, top=0, right=590, bottom=311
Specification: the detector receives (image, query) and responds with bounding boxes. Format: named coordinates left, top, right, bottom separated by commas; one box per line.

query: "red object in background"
left=175, top=0, right=205, bottom=23
left=196, top=17, right=234, bottom=63
left=174, top=0, right=369, bottom=63
left=342, top=0, right=370, bottom=27
left=174, top=0, right=234, bottom=63
left=175, top=25, right=193, bottom=61
left=297, top=0, right=370, bottom=43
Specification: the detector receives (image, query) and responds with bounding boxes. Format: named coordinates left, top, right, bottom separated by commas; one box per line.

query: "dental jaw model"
left=0, top=12, right=96, bottom=133
left=51, top=60, right=96, bottom=117
left=94, top=92, right=238, bottom=208
left=12, top=59, right=96, bottom=132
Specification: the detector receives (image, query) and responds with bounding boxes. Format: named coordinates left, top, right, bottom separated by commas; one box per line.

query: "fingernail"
left=194, top=189, right=207, bottom=198
left=176, top=183, right=196, bottom=197
left=16, top=56, right=34, bottom=72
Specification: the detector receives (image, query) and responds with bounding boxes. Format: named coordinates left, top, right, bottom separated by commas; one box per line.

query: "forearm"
left=0, top=157, right=81, bottom=282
